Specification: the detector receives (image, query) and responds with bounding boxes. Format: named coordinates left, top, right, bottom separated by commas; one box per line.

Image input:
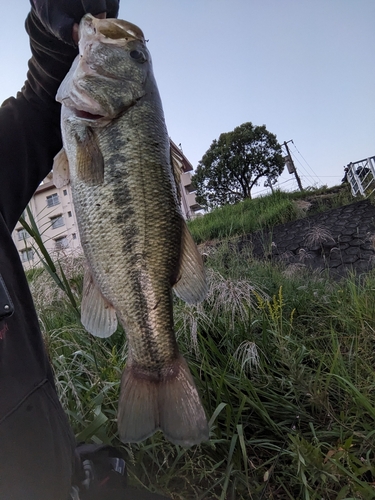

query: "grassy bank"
left=28, top=241, right=375, bottom=499
left=187, top=185, right=353, bottom=244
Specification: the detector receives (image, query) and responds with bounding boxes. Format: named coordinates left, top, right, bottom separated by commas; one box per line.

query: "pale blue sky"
left=1, top=1, right=374, bottom=195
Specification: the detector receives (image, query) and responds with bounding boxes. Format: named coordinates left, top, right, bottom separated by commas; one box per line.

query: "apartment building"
left=12, top=141, right=202, bottom=269
left=170, top=141, right=203, bottom=220
left=13, top=173, right=82, bottom=269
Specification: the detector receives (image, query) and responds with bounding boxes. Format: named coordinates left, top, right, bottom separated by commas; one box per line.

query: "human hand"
left=30, top=0, right=119, bottom=46
left=72, top=12, right=107, bottom=45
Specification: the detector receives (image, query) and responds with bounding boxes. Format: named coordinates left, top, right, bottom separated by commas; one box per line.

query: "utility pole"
left=283, top=140, right=303, bottom=192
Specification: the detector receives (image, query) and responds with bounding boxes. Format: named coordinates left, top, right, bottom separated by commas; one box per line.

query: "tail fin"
left=117, top=355, right=209, bottom=447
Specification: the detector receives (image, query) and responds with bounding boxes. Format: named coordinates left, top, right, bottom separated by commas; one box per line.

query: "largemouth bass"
left=53, top=15, right=208, bottom=447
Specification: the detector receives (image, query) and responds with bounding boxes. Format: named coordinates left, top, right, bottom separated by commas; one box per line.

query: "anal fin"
left=81, top=267, right=117, bottom=338
left=173, top=221, right=208, bottom=304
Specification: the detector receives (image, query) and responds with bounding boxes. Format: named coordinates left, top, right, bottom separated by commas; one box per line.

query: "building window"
left=20, top=248, right=34, bottom=262
left=46, top=193, right=60, bottom=207
left=185, top=184, right=196, bottom=194
left=72, top=233, right=77, bottom=240
left=63, top=189, right=68, bottom=196
left=68, top=211, right=72, bottom=217
left=17, top=228, right=30, bottom=241
left=55, top=236, right=69, bottom=250
left=50, top=215, right=64, bottom=229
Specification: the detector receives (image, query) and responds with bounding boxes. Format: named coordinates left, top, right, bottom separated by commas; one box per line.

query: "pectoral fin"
left=75, top=128, right=104, bottom=185
left=52, top=149, right=70, bottom=188
left=81, top=267, right=118, bottom=338
left=173, top=221, right=208, bottom=304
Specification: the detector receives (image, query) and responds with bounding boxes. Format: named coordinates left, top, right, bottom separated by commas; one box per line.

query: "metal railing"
left=346, top=156, right=375, bottom=198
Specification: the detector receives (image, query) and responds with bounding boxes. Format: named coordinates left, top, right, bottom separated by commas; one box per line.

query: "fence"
left=346, top=156, right=375, bottom=198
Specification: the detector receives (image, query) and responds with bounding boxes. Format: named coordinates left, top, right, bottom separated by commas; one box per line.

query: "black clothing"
left=31, top=0, right=120, bottom=46
left=0, top=382, right=75, bottom=499
left=0, top=1, right=118, bottom=498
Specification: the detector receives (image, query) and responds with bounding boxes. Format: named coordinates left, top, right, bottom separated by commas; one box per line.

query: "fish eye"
left=129, top=50, right=147, bottom=63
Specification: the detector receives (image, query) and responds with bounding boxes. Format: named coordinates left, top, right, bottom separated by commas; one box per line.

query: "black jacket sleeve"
left=0, top=11, right=77, bottom=232
left=31, top=0, right=120, bottom=46
left=0, top=1, right=119, bottom=232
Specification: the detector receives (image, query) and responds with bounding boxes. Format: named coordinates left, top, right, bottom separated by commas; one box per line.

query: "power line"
left=290, top=152, right=318, bottom=186
left=290, top=148, right=319, bottom=183
left=292, top=142, right=314, bottom=172
left=254, top=178, right=295, bottom=196
left=282, top=140, right=323, bottom=187
left=290, top=141, right=322, bottom=184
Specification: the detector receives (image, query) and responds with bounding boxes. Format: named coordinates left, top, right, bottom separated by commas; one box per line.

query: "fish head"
left=57, top=14, right=152, bottom=124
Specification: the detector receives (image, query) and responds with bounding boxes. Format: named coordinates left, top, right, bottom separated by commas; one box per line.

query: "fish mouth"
left=81, top=15, right=146, bottom=44
left=71, top=93, right=146, bottom=122
left=73, top=109, right=106, bottom=120
left=60, top=92, right=110, bottom=122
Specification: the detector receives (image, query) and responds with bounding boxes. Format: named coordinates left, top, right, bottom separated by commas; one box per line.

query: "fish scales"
left=55, top=15, right=209, bottom=447
left=72, top=108, right=181, bottom=370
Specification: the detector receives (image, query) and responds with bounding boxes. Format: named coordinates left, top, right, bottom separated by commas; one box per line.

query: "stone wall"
left=237, top=200, right=375, bottom=278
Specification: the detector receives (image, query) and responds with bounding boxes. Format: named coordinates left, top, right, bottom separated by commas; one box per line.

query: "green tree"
left=193, top=122, right=285, bottom=209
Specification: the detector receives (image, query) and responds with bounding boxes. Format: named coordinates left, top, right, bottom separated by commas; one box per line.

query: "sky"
left=1, top=0, right=374, bottom=196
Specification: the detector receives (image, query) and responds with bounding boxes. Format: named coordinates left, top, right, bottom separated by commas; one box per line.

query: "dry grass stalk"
left=282, top=263, right=306, bottom=278
left=205, top=268, right=269, bottom=332
left=279, top=250, right=294, bottom=263
left=298, top=248, right=314, bottom=262
left=174, top=303, right=212, bottom=358
left=304, top=224, right=335, bottom=248
left=366, top=232, right=375, bottom=250
left=233, top=340, right=261, bottom=374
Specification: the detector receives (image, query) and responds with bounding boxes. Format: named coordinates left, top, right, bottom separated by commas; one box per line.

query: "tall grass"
left=26, top=242, right=375, bottom=499
left=188, top=190, right=299, bottom=244
left=21, top=186, right=375, bottom=498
